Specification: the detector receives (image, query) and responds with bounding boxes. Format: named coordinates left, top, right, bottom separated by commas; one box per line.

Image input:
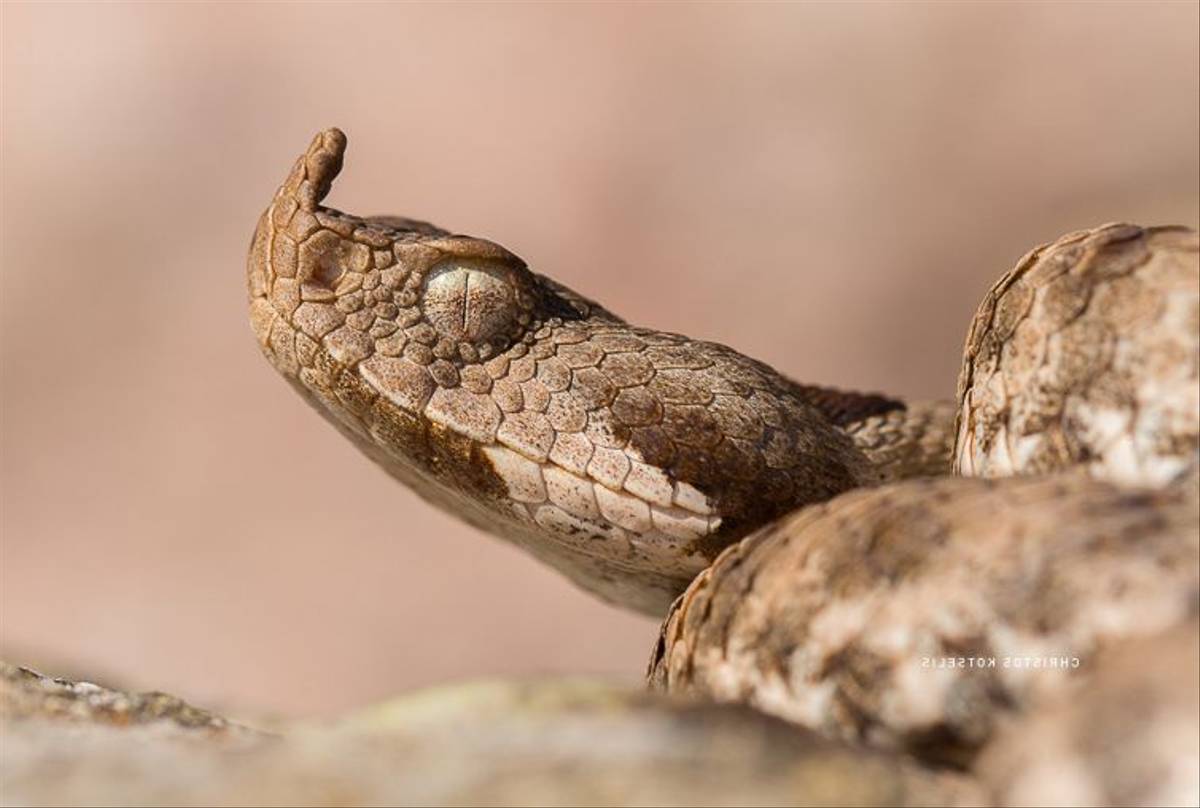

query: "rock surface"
left=0, top=666, right=981, bottom=807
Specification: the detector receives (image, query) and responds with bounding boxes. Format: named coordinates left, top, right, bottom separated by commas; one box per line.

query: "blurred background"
left=2, top=2, right=1197, bottom=717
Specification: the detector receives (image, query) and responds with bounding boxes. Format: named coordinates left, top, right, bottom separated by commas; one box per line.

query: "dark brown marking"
left=792, top=383, right=906, bottom=428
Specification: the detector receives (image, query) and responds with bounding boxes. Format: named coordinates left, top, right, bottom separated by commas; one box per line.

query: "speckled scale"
left=649, top=474, right=1200, bottom=766
left=955, top=223, right=1200, bottom=486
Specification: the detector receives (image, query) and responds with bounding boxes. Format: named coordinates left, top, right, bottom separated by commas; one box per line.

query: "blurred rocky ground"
left=3, top=622, right=1196, bottom=807
left=0, top=666, right=982, bottom=807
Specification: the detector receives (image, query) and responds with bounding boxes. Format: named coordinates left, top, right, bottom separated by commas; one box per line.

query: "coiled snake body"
left=248, top=129, right=957, bottom=615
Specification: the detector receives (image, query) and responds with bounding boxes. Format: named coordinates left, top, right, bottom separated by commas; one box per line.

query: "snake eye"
left=422, top=260, right=521, bottom=345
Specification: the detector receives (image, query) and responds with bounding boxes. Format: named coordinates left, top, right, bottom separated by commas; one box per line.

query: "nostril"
left=297, top=230, right=349, bottom=288
left=313, top=251, right=344, bottom=288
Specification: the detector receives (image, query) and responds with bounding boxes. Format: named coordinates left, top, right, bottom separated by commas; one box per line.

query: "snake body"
left=247, top=129, right=955, bottom=615
left=648, top=473, right=1199, bottom=765
left=955, top=223, right=1199, bottom=484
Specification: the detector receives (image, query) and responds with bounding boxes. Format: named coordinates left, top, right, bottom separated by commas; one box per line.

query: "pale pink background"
left=2, top=2, right=1197, bottom=717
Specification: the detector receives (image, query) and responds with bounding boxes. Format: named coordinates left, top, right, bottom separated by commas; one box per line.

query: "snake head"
left=248, top=128, right=597, bottom=381
left=248, top=129, right=871, bottom=615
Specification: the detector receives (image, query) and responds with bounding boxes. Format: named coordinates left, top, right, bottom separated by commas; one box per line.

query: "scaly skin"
left=955, top=223, right=1200, bottom=485
left=977, top=618, right=1200, bottom=807
left=648, top=473, right=1199, bottom=766
left=247, top=129, right=953, bottom=615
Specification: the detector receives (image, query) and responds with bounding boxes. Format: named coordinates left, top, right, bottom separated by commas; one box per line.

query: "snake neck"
left=845, top=398, right=958, bottom=481
left=783, top=382, right=956, bottom=481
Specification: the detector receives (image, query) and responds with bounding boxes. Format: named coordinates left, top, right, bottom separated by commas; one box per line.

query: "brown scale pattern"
left=247, top=129, right=945, bottom=615
left=648, top=474, right=1200, bottom=767
left=976, top=618, right=1200, bottom=806
left=955, top=223, right=1199, bottom=485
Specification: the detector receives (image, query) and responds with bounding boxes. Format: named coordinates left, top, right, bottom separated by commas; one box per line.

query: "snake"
left=247, top=128, right=958, bottom=616
left=648, top=472, right=1199, bottom=766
